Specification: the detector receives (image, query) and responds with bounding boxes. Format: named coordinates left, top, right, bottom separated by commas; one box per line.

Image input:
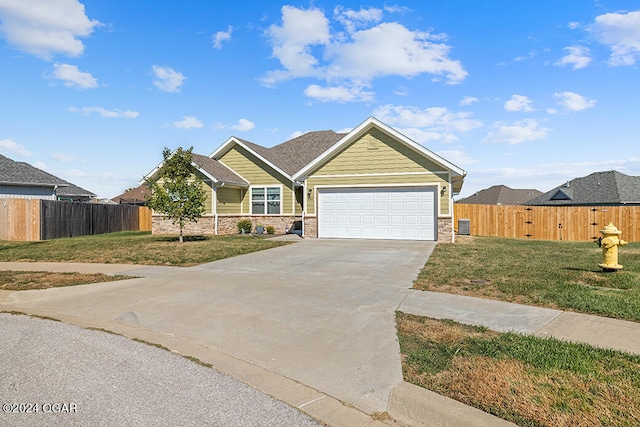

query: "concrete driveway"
left=1, top=238, right=435, bottom=416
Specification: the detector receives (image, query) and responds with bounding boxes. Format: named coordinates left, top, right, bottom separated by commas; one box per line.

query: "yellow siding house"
left=143, top=117, right=466, bottom=242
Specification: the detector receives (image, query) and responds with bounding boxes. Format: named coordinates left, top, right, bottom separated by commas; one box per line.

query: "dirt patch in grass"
left=0, top=271, right=133, bottom=291
left=398, top=312, right=640, bottom=426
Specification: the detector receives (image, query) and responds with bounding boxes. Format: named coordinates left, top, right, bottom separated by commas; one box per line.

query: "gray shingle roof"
left=268, top=131, right=347, bottom=176
left=457, top=185, right=542, bottom=205
left=0, top=154, right=96, bottom=197
left=526, top=170, right=640, bottom=206
left=0, top=154, right=67, bottom=187
left=56, top=183, right=96, bottom=197
left=192, top=153, right=248, bottom=186
left=222, top=131, right=346, bottom=177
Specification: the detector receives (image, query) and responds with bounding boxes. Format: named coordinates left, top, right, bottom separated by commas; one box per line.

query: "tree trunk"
left=179, top=225, right=184, bottom=243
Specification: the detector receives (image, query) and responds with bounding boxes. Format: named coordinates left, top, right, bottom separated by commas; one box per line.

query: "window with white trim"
left=251, top=186, right=281, bottom=214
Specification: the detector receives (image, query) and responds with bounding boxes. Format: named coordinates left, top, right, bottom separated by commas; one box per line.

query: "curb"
left=388, top=382, right=516, bottom=427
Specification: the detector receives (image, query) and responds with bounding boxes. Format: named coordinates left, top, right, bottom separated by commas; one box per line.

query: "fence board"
left=1, top=200, right=151, bottom=241
left=0, top=199, right=40, bottom=241
left=40, top=201, right=143, bottom=240
left=454, top=204, right=640, bottom=242
left=139, top=207, right=152, bottom=231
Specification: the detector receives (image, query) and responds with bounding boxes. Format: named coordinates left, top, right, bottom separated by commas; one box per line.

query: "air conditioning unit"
left=458, top=218, right=470, bottom=235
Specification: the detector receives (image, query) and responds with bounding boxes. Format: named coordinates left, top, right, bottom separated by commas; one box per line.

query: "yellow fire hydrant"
left=598, top=222, right=628, bottom=272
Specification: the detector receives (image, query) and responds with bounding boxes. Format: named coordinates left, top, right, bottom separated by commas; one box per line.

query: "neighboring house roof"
left=457, top=185, right=542, bottom=205
left=0, top=154, right=68, bottom=187
left=526, top=170, right=640, bottom=206
left=112, top=184, right=151, bottom=204
left=0, top=154, right=95, bottom=197
left=57, top=183, right=96, bottom=198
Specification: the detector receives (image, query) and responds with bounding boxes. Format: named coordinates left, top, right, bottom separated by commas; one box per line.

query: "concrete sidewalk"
left=2, top=240, right=640, bottom=427
left=399, top=289, right=640, bottom=355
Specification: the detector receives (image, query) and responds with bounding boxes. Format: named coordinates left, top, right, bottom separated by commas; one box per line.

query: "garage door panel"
left=318, top=187, right=436, bottom=241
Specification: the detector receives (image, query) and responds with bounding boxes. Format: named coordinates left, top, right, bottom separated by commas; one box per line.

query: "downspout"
left=301, top=181, right=306, bottom=238
left=213, top=182, right=225, bottom=235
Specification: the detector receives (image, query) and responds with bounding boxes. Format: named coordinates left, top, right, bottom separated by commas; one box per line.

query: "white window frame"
left=250, top=185, right=282, bottom=215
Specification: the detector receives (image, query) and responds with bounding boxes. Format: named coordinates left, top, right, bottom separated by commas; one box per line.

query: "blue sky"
left=0, top=1, right=639, bottom=199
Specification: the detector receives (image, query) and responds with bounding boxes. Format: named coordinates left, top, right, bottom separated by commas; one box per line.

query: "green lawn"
left=398, top=312, right=640, bottom=427
left=0, top=231, right=290, bottom=267
left=415, top=237, right=640, bottom=322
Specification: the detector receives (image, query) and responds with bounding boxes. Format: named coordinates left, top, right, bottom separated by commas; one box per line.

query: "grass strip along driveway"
left=0, top=231, right=289, bottom=291
left=398, top=313, right=640, bottom=427
left=0, top=231, right=289, bottom=267
left=415, top=236, right=640, bottom=322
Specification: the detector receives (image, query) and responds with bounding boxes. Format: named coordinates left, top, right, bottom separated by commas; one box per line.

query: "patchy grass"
left=0, top=231, right=290, bottom=267
left=415, top=236, right=640, bottom=322
left=0, top=270, right=132, bottom=291
left=397, top=312, right=640, bottom=427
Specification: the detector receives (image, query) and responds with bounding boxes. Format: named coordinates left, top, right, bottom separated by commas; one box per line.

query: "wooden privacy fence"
left=454, top=204, right=640, bottom=242
left=1, top=199, right=152, bottom=241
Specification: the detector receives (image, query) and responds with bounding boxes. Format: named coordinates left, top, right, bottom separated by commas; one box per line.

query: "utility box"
left=458, top=219, right=470, bottom=235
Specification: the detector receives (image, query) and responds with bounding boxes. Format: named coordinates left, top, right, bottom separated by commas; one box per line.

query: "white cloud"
left=172, top=116, right=203, bottom=129
left=62, top=168, right=87, bottom=178
left=482, top=119, right=549, bottom=145
left=375, top=104, right=482, bottom=132
left=263, top=6, right=330, bottom=85
left=262, top=5, right=467, bottom=96
left=436, top=150, right=478, bottom=166
left=33, top=161, right=47, bottom=170
left=334, top=6, right=383, bottom=33
left=212, top=26, right=232, bottom=49
left=555, top=46, right=591, bottom=70
left=568, top=22, right=581, bottom=30
left=398, top=128, right=459, bottom=144
left=0, top=138, right=31, bottom=156
left=69, top=106, right=139, bottom=118
left=373, top=104, right=482, bottom=144
left=504, top=94, right=535, bottom=112
left=51, top=152, right=75, bottom=162
left=513, top=50, right=537, bottom=62
left=0, top=0, right=100, bottom=59
left=51, top=63, right=97, bottom=89
left=152, top=65, right=186, bottom=93
left=553, top=91, right=596, bottom=111
left=221, top=118, right=255, bottom=132
left=460, top=96, right=478, bottom=106
left=325, top=22, right=467, bottom=83
left=304, top=84, right=374, bottom=103
left=591, top=10, right=640, bottom=66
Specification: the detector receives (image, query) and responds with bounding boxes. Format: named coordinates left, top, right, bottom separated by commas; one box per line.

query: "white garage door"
left=317, top=187, right=436, bottom=241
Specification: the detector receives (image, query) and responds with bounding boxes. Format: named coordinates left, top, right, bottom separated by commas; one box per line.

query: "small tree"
left=146, top=147, right=207, bottom=243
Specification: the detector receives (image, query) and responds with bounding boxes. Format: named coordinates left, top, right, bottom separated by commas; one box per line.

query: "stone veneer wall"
left=152, top=215, right=453, bottom=242
left=438, top=217, right=454, bottom=243
left=152, top=215, right=302, bottom=236
left=303, top=217, right=318, bottom=238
